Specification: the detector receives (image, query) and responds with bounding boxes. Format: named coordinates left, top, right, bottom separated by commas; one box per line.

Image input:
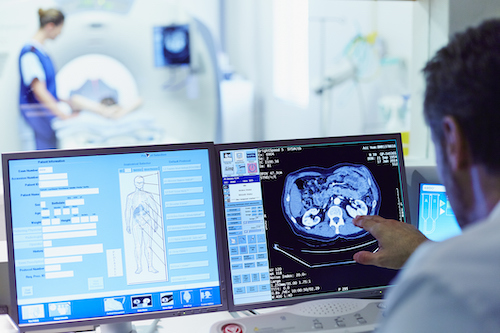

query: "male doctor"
left=353, top=19, right=500, bottom=332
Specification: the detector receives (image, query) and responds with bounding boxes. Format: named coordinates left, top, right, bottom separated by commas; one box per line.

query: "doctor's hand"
left=61, top=110, right=80, bottom=120
left=352, top=215, right=429, bottom=270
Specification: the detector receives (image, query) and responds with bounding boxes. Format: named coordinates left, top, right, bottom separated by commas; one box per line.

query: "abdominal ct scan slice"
left=278, top=164, right=381, bottom=267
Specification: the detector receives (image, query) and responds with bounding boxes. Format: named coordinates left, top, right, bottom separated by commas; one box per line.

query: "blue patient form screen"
left=7, top=148, right=221, bottom=325
left=418, top=183, right=461, bottom=241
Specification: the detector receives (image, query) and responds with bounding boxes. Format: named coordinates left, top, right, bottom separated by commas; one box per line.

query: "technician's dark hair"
left=38, top=8, right=65, bottom=28
left=423, top=19, right=500, bottom=173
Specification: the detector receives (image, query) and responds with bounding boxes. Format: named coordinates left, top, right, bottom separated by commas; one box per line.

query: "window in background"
left=272, top=0, right=309, bottom=108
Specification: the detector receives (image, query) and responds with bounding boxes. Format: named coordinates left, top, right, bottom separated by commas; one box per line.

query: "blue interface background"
left=418, top=183, right=461, bottom=241
left=8, top=149, right=221, bottom=324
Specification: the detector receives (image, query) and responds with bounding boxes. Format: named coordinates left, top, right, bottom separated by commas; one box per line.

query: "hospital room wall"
left=223, top=1, right=418, bottom=150
left=222, top=0, right=500, bottom=164
left=407, top=0, right=500, bottom=163
left=308, top=1, right=415, bottom=138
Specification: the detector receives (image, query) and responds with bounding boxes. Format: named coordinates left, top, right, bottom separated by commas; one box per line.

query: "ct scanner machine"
left=53, top=53, right=164, bottom=148
left=0, top=0, right=222, bottom=151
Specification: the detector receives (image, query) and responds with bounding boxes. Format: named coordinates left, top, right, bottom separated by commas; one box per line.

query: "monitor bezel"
left=215, top=133, right=411, bottom=312
left=2, top=142, right=228, bottom=332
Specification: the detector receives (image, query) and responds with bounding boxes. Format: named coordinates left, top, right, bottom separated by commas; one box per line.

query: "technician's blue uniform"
left=19, top=44, right=58, bottom=150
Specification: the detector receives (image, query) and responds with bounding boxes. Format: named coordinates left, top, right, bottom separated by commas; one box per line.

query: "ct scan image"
left=282, top=164, right=381, bottom=244
left=261, top=143, right=402, bottom=273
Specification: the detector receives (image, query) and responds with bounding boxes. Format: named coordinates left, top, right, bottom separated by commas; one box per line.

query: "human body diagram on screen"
left=120, top=172, right=167, bottom=284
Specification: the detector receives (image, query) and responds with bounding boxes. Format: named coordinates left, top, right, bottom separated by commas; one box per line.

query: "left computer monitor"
left=2, top=143, right=227, bottom=332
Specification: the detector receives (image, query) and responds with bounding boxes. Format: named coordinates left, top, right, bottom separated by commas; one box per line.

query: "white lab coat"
left=378, top=202, right=500, bottom=332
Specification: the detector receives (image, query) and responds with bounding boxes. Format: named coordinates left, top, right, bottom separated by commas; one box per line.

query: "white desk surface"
left=130, top=307, right=284, bottom=333
left=134, top=312, right=233, bottom=333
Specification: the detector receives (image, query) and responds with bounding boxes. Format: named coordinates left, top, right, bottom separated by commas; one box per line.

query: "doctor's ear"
left=43, top=22, right=56, bottom=30
left=441, top=116, right=470, bottom=170
left=44, top=22, right=63, bottom=32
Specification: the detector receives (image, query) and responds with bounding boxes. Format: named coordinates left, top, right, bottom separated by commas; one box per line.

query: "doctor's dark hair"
left=423, top=19, right=500, bottom=173
left=38, top=8, right=65, bottom=28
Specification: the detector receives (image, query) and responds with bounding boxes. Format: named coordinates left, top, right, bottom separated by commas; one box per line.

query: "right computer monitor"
left=417, top=183, right=461, bottom=241
left=216, top=133, right=410, bottom=311
left=406, top=165, right=462, bottom=242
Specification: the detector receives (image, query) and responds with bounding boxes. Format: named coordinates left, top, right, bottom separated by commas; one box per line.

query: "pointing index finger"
left=352, top=215, right=382, bottom=231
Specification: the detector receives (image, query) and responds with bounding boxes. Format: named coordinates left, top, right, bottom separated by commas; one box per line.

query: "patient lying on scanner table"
left=67, top=78, right=142, bottom=119
left=52, top=79, right=163, bottom=148
left=69, top=94, right=143, bottom=119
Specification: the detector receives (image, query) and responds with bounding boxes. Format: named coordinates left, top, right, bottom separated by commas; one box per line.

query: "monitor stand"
left=99, top=319, right=159, bottom=333
left=99, top=322, right=135, bottom=333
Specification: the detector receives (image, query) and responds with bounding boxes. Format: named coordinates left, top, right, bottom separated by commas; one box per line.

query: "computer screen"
left=216, top=134, right=410, bottom=311
left=418, top=183, right=461, bottom=241
left=2, top=143, right=226, bottom=332
left=153, top=24, right=191, bottom=67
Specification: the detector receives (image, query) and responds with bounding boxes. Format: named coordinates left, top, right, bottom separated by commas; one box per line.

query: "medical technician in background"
left=352, top=19, right=500, bottom=332
left=19, top=8, right=72, bottom=150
